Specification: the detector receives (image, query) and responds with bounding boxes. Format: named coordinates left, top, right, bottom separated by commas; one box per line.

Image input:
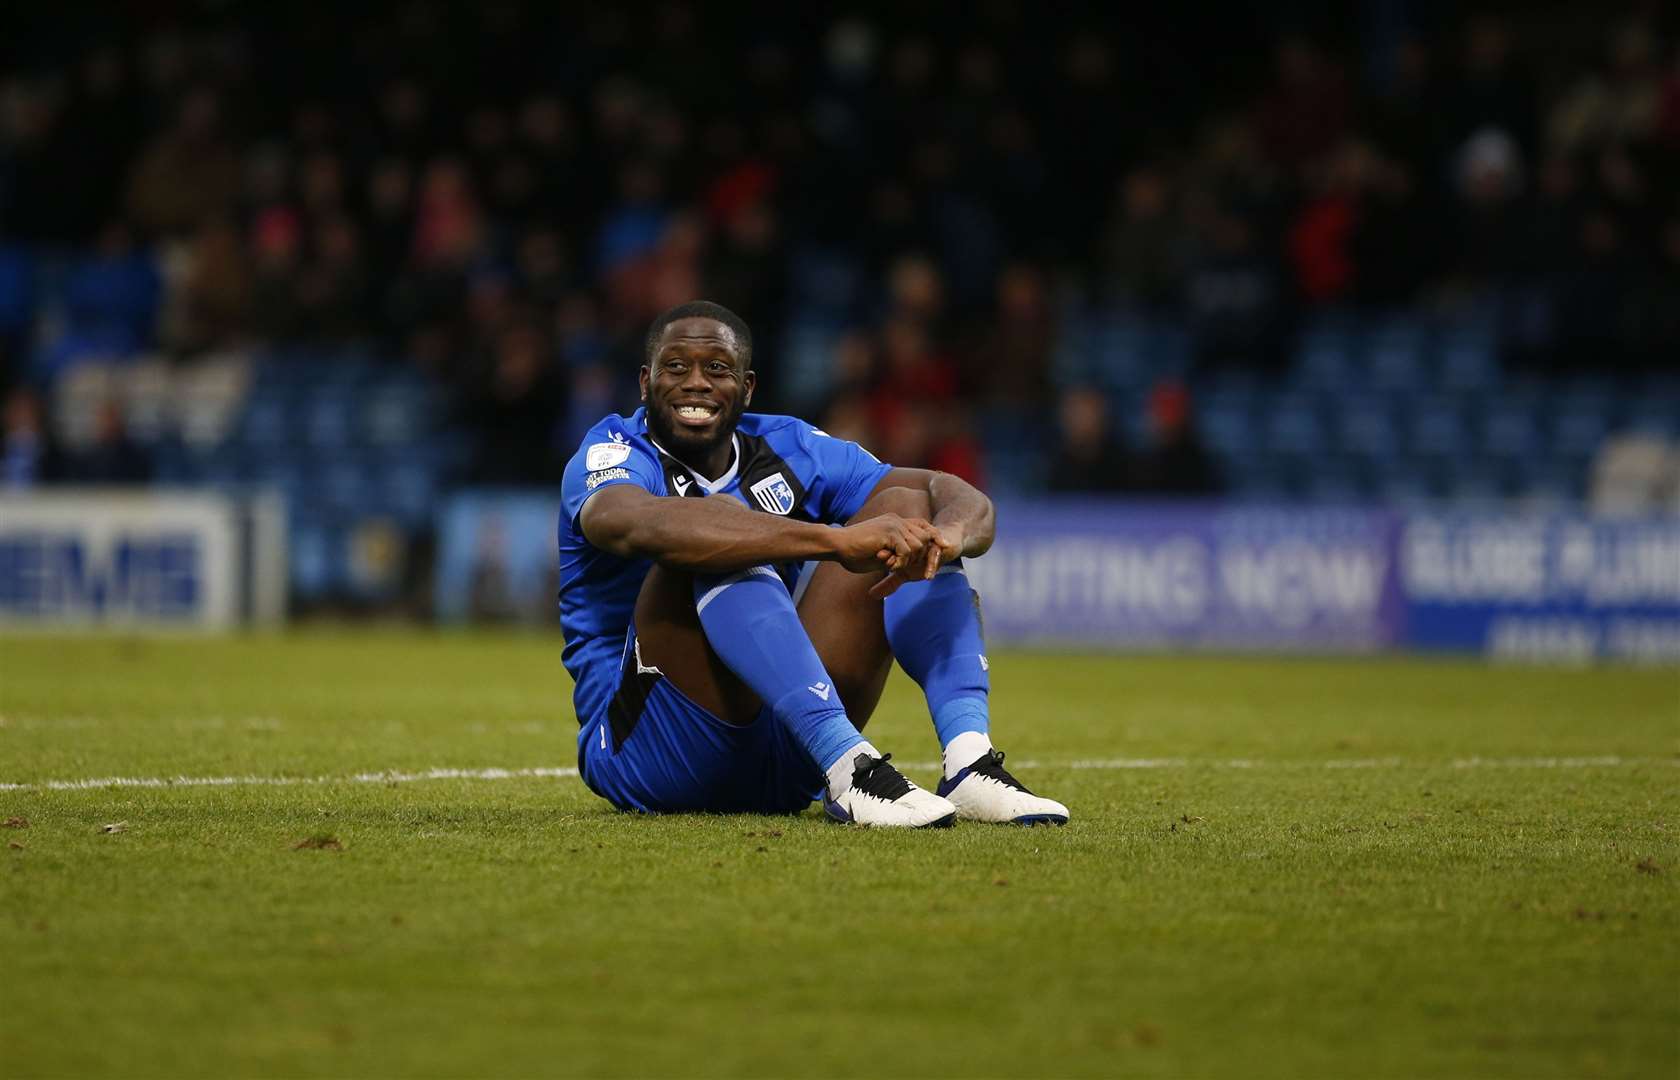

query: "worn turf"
left=1, top=633, right=1675, bottom=1079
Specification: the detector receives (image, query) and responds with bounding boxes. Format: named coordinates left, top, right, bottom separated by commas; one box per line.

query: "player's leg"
left=624, top=551, right=955, bottom=827
left=804, top=485, right=1069, bottom=826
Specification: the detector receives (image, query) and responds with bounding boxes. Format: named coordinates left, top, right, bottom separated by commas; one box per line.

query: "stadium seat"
left=1304, top=458, right=1364, bottom=503
left=1293, top=324, right=1356, bottom=390
left=1437, top=329, right=1499, bottom=392
left=288, top=520, right=344, bottom=601
left=0, top=245, right=34, bottom=336
left=1088, top=317, right=1152, bottom=390
left=1480, top=398, right=1542, bottom=459
left=1364, top=318, right=1429, bottom=392
left=364, top=382, right=435, bottom=445
left=787, top=250, right=864, bottom=318
left=303, top=389, right=357, bottom=449
left=1195, top=393, right=1256, bottom=459
left=1335, top=397, right=1400, bottom=459
left=1550, top=398, right=1614, bottom=460
left=1263, top=395, right=1326, bottom=456
left=778, top=320, right=842, bottom=407
left=1406, top=398, right=1469, bottom=457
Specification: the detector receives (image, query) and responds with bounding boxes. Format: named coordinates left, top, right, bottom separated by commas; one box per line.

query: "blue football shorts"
left=576, top=619, right=827, bottom=815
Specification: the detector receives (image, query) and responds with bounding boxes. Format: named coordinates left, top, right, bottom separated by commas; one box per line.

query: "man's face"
left=641, top=316, right=755, bottom=460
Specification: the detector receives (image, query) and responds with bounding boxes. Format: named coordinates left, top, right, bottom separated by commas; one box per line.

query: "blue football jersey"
left=557, top=408, right=893, bottom=726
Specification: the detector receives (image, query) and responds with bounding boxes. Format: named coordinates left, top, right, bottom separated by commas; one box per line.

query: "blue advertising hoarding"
left=434, top=492, right=1680, bottom=664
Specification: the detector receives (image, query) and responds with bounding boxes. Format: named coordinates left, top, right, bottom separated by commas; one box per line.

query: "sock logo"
left=979, top=654, right=989, bottom=671
left=807, top=681, right=831, bottom=701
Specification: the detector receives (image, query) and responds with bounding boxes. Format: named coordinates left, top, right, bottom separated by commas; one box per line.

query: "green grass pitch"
left=2, top=632, right=1676, bottom=1079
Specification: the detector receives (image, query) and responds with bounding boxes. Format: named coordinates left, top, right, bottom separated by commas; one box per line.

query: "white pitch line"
left=0, top=766, right=577, bottom=793
left=2, top=756, right=1671, bottom=793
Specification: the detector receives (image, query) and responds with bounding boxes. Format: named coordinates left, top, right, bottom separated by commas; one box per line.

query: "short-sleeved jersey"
left=557, top=408, right=893, bottom=726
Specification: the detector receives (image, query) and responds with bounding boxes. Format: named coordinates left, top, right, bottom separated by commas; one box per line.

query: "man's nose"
left=680, top=366, right=712, bottom=392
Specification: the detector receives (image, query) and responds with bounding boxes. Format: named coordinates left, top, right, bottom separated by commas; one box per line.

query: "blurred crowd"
left=4, top=2, right=1679, bottom=494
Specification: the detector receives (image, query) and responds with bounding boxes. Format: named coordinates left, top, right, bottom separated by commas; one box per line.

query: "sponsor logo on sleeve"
left=585, top=467, right=632, bottom=490
left=586, top=441, right=633, bottom=471
left=749, top=472, right=797, bottom=515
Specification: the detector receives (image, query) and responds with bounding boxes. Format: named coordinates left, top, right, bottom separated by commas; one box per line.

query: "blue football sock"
left=693, top=566, right=863, bottom=774
left=883, top=562, right=991, bottom=752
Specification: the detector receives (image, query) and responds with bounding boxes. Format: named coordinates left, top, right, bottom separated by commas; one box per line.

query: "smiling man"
left=558, top=300, right=1069, bottom=827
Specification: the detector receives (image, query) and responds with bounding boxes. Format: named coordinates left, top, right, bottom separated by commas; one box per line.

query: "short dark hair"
left=643, top=301, right=754, bottom=368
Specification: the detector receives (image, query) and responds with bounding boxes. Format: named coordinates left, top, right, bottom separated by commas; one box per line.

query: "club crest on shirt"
left=749, top=472, right=796, bottom=515
left=586, top=441, right=632, bottom=471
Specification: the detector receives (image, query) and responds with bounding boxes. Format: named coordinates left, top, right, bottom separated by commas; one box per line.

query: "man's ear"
left=743, top=369, right=756, bottom=407
left=638, top=365, right=650, bottom=401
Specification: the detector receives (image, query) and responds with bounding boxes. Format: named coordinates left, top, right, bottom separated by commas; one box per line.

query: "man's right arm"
left=578, top=485, right=938, bottom=575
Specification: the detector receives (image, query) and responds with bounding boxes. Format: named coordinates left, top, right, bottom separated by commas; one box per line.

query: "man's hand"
left=868, top=522, right=966, bottom=599
left=831, top=513, right=942, bottom=575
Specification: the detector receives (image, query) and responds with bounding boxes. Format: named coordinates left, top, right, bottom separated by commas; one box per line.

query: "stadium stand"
left=3, top=3, right=1678, bottom=604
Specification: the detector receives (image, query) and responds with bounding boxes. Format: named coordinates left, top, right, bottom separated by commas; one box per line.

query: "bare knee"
left=851, top=484, right=931, bottom=523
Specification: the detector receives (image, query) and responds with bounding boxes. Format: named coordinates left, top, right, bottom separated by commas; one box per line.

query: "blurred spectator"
left=465, top=323, right=566, bottom=485
left=1132, top=381, right=1221, bottom=496
left=2, top=387, right=61, bottom=488
left=1048, top=387, right=1128, bottom=494
left=125, top=88, right=241, bottom=238
left=60, top=400, right=151, bottom=485
left=1103, top=167, right=1188, bottom=308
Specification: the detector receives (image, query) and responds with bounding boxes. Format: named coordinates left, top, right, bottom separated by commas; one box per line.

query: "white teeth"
left=676, top=405, right=715, bottom=420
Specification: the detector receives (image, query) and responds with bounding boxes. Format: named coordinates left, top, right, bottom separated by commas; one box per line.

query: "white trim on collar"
left=648, top=433, right=740, bottom=495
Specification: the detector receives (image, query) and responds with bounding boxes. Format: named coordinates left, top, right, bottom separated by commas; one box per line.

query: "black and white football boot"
left=823, top=752, right=957, bottom=828
left=937, top=750, right=1069, bottom=825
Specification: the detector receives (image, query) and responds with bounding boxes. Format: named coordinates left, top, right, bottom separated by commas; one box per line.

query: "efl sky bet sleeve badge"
left=586, top=441, right=633, bottom=471
left=749, top=472, right=797, bottom=515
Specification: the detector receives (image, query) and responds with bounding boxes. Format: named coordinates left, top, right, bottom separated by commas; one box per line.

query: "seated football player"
left=559, top=300, right=1069, bottom=828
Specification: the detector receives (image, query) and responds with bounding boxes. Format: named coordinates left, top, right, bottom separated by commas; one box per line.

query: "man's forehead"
left=657, top=317, right=741, bottom=356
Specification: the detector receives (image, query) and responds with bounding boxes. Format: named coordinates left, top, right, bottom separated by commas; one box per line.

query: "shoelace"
left=971, top=749, right=1036, bottom=795
left=851, top=752, right=913, bottom=800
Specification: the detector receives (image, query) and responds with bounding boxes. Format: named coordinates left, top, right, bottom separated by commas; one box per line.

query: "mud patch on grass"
left=293, top=835, right=344, bottom=851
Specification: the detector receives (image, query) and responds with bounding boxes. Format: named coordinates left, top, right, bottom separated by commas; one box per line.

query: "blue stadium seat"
left=1481, top=399, right=1542, bottom=458
left=1196, top=393, right=1256, bottom=459
left=1050, top=316, right=1097, bottom=387
left=1335, top=398, right=1400, bottom=459
left=1550, top=398, right=1614, bottom=460
left=318, top=459, right=373, bottom=514
left=789, top=250, right=864, bottom=315
left=1224, top=455, right=1291, bottom=500
left=1621, top=398, right=1679, bottom=440
left=364, top=382, right=434, bottom=446
left=1406, top=398, right=1469, bottom=457
left=0, top=246, right=34, bottom=335
left=1437, top=329, right=1499, bottom=392
left=779, top=320, right=842, bottom=406
left=1365, top=318, right=1429, bottom=392
left=1304, top=458, right=1364, bottom=503
left=237, top=394, right=293, bottom=447
left=303, top=390, right=356, bottom=449
left=289, top=520, right=344, bottom=601
left=1511, top=456, right=1583, bottom=503
left=1263, top=395, right=1326, bottom=455
left=1374, top=458, right=1437, bottom=505
left=1293, top=324, right=1356, bottom=390
left=377, top=459, right=439, bottom=526
left=1088, top=317, right=1152, bottom=390
left=1445, top=460, right=1505, bottom=504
